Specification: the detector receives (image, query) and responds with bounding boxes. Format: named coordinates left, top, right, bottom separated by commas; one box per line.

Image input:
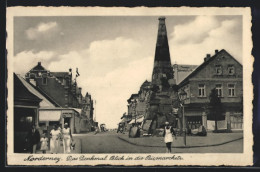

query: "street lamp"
left=179, top=89, right=187, bottom=146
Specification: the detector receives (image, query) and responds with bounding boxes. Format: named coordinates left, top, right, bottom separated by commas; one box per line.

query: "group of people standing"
left=26, top=123, right=74, bottom=154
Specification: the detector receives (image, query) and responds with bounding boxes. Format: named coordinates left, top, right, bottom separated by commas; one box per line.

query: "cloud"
left=171, top=16, right=220, bottom=44
left=25, top=22, right=58, bottom=40
left=14, top=50, right=55, bottom=75
left=47, top=37, right=153, bottom=128
left=169, top=16, right=242, bottom=65
left=14, top=37, right=153, bottom=128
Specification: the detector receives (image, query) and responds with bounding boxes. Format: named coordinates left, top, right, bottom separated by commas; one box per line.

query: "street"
left=77, top=131, right=243, bottom=153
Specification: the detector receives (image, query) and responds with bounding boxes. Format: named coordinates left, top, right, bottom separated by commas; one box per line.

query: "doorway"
left=64, top=117, right=71, bottom=127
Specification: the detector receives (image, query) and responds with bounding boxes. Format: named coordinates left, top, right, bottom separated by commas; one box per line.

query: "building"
left=178, top=49, right=243, bottom=131
left=25, top=62, right=82, bottom=108
left=124, top=17, right=243, bottom=134
left=173, top=64, right=198, bottom=85
left=14, top=73, right=88, bottom=152
left=14, top=73, right=42, bottom=153
left=22, top=62, right=95, bottom=132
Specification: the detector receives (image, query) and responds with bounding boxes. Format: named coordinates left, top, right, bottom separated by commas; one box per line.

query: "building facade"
left=25, top=62, right=82, bottom=108
left=124, top=17, right=243, bottom=134
left=178, top=49, right=243, bottom=131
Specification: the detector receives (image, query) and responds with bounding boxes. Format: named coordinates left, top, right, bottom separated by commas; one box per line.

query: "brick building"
left=178, top=49, right=243, bottom=131
left=24, top=62, right=95, bottom=132
left=25, top=62, right=82, bottom=108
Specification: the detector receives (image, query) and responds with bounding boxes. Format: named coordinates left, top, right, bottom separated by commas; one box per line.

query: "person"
left=62, top=123, right=73, bottom=153
left=25, top=125, right=40, bottom=154
left=40, top=133, right=48, bottom=154
left=94, top=125, right=99, bottom=135
left=162, top=121, right=177, bottom=153
left=50, top=124, right=61, bottom=154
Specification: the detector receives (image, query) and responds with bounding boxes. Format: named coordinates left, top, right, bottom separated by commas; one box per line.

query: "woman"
left=162, top=121, right=177, bottom=153
left=62, top=123, right=73, bottom=153
left=50, top=124, right=61, bottom=154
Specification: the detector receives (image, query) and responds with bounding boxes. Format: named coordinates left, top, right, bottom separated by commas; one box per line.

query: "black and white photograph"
left=6, top=7, right=253, bottom=166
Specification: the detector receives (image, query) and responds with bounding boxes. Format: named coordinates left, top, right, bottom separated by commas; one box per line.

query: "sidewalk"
left=36, top=137, right=82, bottom=154
left=118, top=132, right=243, bottom=148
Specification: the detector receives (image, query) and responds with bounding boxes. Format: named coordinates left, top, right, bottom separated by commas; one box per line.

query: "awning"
left=39, top=110, right=61, bottom=122
left=72, top=108, right=82, bottom=114
left=128, top=116, right=144, bottom=124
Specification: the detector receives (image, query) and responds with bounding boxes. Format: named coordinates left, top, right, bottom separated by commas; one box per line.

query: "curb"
left=117, top=136, right=243, bottom=149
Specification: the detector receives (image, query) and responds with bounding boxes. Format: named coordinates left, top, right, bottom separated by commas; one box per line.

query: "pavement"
left=117, top=132, right=243, bottom=148
left=34, top=131, right=243, bottom=153
left=36, top=136, right=81, bottom=154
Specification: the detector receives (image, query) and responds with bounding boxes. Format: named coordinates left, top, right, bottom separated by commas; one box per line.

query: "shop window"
left=216, top=84, right=223, bottom=97
left=228, top=84, right=235, bottom=97
left=228, top=65, right=235, bottom=75
left=198, top=84, right=206, bottom=97
left=215, top=65, right=222, bottom=75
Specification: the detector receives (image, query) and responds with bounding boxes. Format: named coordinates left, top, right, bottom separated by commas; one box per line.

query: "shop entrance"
left=14, top=107, right=36, bottom=153
left=187, top=116, right=202, bottom=130
left=64, top=117, right=71, bottom=127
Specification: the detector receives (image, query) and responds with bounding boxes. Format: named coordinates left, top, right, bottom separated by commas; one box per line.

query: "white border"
left=6, top=7, right=253, bottom=166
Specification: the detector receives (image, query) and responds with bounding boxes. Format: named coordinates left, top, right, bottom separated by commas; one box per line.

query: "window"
left=198, top=84, right=206, bottom=97
left=42, top=77, right=47, bottom=85
left=29, top=73, right=36, bottom=79
left=216, top=84, right=222, bottom=97
left=228, top=84, right=235, bottom=97
left=215, top=65, right=222, bottom=75
left=228, top=65, right=235, bottom=75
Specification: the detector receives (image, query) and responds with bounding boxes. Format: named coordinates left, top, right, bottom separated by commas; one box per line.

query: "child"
left=40, top=133, right=48, bottom=154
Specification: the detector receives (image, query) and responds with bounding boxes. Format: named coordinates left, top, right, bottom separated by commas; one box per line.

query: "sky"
left=13, top=15, right=242, bottom=128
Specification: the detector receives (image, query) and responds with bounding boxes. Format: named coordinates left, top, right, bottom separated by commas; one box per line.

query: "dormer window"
left=29, top=73, right=36, bottom=79
left=215, top=65, right=222, bottom=75
left=228, top=65, right=235, bottom=75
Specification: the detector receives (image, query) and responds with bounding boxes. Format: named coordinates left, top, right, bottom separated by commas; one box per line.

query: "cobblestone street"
left=78, top=131, right=243, bottom=153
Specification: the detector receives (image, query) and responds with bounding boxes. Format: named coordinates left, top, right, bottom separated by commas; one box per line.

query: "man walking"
left=26, top=125, right=40, bottom=154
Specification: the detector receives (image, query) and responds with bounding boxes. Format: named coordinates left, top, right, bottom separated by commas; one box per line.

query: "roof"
left=30, top=62, right=46, bottom=71
left=51, top=72, right=70, bottom=78
left=173, top=64, right=198, bottom=84
left=127, top=94, right=139, bottom=103
left=31, top=86, right=61, bottom=107
left=178, top=49, right=242, bottom=87
left=16, top=74, right=56, bottom=108
left=14, top=73, right=42, bottom=103
left=141, top=80, right=151, bottom=88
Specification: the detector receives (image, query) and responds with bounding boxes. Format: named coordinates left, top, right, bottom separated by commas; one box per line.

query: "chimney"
left=215, top=49, right=219, bottom=54
left=204, top=54, right=211, bottom=62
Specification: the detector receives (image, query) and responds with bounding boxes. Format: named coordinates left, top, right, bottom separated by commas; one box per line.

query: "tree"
left=208, top=88, right=224, bottom=131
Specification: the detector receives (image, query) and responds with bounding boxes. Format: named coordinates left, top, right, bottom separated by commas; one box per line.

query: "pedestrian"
left=62, top=123, right=73, bottom=153
left=25, top=125, right=40, bottom=154
left=50, top=124, right=61, bottom=154
left=40, top=133, right=48, bottom=154
left=94, top=125, right=99, bottom=135
left=162, top=121, right=177, bottom=153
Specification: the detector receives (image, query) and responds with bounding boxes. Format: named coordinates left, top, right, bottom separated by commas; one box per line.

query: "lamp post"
left=179, top=89, right=187, bottom=146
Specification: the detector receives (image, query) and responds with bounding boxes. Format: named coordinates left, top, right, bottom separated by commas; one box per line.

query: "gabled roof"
left=30, top=62, right=47, bottom=71
left=14, top=73, right=42, bottom=102
left=178, top=49, right=242, bottom=87
left=15, top=74, right=57, bottom=107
